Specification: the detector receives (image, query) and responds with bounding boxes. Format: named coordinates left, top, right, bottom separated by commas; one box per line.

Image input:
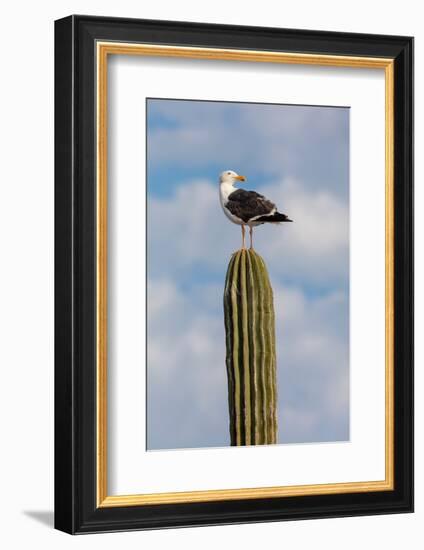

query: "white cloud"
left=258, top=178, right=349, bottom=286
left=273, top=283, right=349, bottom=443
left=147, top=278, right=229, bottom=449
left=147, top=276, right=349, bottom=449
left=148, top=177, right=348, bottom=288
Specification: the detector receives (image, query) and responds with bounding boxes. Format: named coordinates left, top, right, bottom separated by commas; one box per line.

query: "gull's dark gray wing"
left=226, top=188, right=276, bottom=223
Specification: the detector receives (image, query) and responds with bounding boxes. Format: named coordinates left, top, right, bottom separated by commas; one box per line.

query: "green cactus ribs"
left=224, top=249, right=277, bottom=446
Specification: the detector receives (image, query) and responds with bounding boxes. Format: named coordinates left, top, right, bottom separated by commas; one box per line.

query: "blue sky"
left=146, top=98, right=349, bottom=450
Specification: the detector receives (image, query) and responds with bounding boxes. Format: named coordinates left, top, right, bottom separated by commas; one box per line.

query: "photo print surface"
left=146, top=98, right=349, bottom=451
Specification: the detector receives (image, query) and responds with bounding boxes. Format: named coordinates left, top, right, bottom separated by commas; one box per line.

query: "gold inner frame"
left=96, top=42, right=395, bottom=508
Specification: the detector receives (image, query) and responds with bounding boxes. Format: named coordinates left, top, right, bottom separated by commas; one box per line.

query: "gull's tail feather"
left=255, top=212, right=293, bottom=223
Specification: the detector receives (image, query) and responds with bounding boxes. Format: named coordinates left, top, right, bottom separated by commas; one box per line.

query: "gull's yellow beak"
left=234, top=175, right=246, bottom=181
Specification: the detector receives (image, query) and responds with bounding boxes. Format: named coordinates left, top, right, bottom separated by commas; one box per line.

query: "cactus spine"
left=224, top=249, right=277, bottom=446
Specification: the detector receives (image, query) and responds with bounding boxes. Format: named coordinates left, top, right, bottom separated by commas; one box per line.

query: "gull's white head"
left=219, top=170, right=246, bottom=185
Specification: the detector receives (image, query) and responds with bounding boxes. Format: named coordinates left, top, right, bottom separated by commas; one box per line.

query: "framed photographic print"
left=54, top=15, right=414, bottom=534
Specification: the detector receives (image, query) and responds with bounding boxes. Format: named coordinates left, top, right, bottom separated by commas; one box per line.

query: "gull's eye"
left=227, top=172, right=231, bottom=175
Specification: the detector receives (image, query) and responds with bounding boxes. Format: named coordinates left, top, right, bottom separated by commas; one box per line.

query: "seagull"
left=219, top=170, right=293, bottom=249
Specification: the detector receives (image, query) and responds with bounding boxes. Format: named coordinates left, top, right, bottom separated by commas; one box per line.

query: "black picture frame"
left=55, top=14, right=414, bottom=534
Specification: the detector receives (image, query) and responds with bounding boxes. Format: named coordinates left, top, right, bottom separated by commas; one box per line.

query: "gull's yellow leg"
left=241, top=225, right=246, bottom=249
left=249, top=226, right=254, bottom=250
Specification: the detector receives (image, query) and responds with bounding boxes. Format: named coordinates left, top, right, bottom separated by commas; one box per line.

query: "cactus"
left=224, top=249, right=277, bottom=446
